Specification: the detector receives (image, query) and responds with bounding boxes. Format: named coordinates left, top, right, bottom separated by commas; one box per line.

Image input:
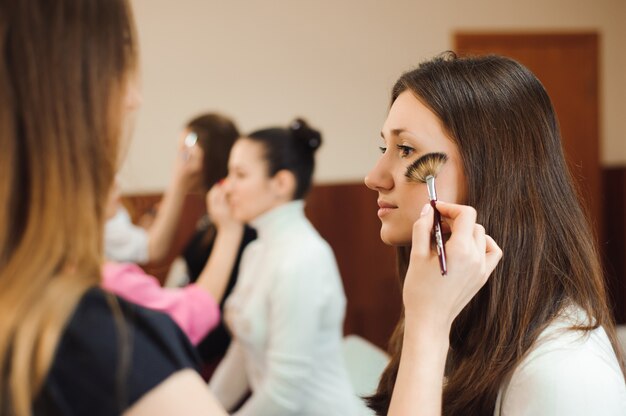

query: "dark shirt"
left=34, top=287, right=200, bottom=416
left=182, top=224, right=256, bottom=369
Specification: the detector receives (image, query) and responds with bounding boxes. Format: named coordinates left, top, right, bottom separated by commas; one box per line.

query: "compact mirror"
left=184, top=131, right=198, bottom=148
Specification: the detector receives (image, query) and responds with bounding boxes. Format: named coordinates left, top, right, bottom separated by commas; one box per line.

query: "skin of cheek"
left=380, top=160, right=465, bottom=246
left=381, top=184, right=432, bottom=246
left=229, top=179, right=273, bottom=223
left=227, top=139, right=284, bottom=223
left=229, top=183, right=253, bottom=222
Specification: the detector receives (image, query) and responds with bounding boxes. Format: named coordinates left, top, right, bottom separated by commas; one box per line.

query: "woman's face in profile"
left=365, top=90, right=467, bottom=246
left=225, top=138, right=283, bottom=223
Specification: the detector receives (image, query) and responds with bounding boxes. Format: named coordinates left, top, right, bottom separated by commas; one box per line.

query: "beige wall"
left=120, top=0, right=626, bottom=192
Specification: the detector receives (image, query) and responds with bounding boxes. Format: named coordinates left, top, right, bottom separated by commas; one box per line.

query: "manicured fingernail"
left=420, top=203, right=431, bottom=216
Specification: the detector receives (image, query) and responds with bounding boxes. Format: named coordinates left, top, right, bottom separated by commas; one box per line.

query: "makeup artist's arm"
left=126, top=369, right=228, bottom=416
left=209, top=341, right=251, bottom=411
left=102, top=184, right=242, bottom=345
left=146, top=138, right=204, bottom=264
left=195, top=184, right=243, bottom=302
left=389, top=202, right=502, bottom=416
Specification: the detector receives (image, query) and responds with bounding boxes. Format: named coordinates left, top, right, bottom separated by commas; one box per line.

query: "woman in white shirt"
left=209, top=119, right=362, bottom=415
left=363, top=53, right=626, bottom=415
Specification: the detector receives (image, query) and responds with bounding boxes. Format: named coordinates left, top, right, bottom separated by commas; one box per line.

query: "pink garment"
left=101, top=262, right=220, bottom=345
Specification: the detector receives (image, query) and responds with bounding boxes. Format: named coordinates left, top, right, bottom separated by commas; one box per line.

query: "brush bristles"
left=405, top=152, right=448, bottom=183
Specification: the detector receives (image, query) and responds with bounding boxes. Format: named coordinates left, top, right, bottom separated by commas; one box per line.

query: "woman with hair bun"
left=209, top=119, right=362, bottom=415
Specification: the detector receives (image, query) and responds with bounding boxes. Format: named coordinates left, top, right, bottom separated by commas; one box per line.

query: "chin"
left=379, top=226, right=411, bottom=247
left=231, top=208, right=248, bottom=224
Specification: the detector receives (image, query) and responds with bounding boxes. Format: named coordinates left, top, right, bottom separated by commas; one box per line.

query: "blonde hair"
left=0, top=1, right=137, bottom=414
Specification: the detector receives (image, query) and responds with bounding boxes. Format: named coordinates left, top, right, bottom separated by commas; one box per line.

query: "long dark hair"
left=186, top=112, right=239, bottom=190
left=367, top=52, right=626, bottom=415
left=185, top=113, right=240, bottom=248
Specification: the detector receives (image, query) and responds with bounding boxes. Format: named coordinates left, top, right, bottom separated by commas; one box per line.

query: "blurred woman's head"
left=0, top=0, right=137, bottom=413
left=184, top=113, right=240, bottom=191
left=225, top=118, right=321, bottom=223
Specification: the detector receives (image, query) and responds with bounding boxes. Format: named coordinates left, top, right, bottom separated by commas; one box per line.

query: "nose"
left=221, top=175, right=234, bottom=195
left=364, top=156, right=393, bottom=192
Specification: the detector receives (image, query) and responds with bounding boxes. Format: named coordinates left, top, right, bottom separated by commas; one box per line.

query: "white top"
left=104, top=206, right=149, bottom=264
left=495, top=307, right=626, bottom=415
left=209, top=200, right=362, bottom=416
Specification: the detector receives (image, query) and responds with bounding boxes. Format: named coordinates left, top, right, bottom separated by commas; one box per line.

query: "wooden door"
left=454, top=33, right=602, bottom=241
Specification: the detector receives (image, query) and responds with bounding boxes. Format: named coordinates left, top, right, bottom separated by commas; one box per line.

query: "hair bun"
left=290, top=118, right=322, bottom=151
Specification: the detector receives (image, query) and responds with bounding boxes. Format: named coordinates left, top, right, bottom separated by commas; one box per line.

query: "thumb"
left=484, top=235, right=503, bottom=276
left=411, top=203, right=435, bottom=259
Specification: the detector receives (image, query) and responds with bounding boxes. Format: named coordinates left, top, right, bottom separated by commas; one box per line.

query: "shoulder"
left=501, top=323, right=626, bottom=415
left=66, top=286, right=195, bottom=352
left=280, top=220, right=334, bottom=262
left=39, top=287, right=200, bottom=415
left=276, top=230, right=338, bottom=281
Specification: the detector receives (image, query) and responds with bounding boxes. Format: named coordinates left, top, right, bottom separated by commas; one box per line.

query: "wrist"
left=172, top=175, right=192, bottom=192
left=166, top=175, right=194, bottom=197
left=403, top=311, right=452, bottom=344
left=216, top=222, right=244, bottom=236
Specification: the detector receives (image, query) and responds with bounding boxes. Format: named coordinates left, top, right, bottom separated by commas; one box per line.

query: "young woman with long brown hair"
left=0, top=1, right=228, bottom=414
left=365, top=53, right=626, bottom=415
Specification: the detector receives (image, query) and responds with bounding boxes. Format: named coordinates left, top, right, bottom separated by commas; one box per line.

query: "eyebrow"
left=380, top=128, right=420, bottom=140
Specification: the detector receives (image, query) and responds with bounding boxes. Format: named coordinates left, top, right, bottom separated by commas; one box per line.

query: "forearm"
left=209, top=342, right=250, bottom=411
left=147, top=179, right=188, bottom=263
left=101, top=262, right=219, bottom=344
left=234, top=388, right=293, bottom=416
left=196, top=225, right=244, bottom=302
left=388, top=316, right=450, bottom=416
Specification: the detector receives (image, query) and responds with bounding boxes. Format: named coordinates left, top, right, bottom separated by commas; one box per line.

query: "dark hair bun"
left=289, top=118, right=322, bottom=151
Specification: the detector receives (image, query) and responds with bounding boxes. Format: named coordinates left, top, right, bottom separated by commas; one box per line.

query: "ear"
left=271, top=169, right=297, bottom=201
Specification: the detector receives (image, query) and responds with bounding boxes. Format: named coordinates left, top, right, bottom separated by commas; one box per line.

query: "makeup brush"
left=405, top=152, right=448, bottom=276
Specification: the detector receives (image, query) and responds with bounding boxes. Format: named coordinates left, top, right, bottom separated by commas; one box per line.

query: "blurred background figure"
left=105, top=113, right=257, bottom=377
left=0, top=0, right=227, bottom=414
left=209, top=119, right=365, bottom=415
left=103, top=180, right=244, bottom=346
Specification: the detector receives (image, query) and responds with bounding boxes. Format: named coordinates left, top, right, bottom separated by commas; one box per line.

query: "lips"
left=377, top=200, right=397, bottom=217
left=377, top=200, right=397, bottom=209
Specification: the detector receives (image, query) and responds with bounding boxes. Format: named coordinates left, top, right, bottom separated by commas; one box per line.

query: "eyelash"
left=397, top=145, right=414, bottom=158
left=379, top=145, right=415, bottom=158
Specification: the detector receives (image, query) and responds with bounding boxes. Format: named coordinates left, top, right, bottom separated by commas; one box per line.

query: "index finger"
left=207, top=184, right=223, bottom=204
left=434, top=201, right=477, bottom=238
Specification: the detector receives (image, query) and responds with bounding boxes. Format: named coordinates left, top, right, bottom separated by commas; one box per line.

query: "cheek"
left=231, top=179, right=269, bottom=216
left=401, top=183, right=431, bottom=217
left=434, top=168, right=465, bottom=204
left=381, top=184, right=429, bottom=246
left=434, top=153, right=467, bottom=204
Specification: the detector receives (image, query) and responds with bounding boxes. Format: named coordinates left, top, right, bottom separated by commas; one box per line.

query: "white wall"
left=120, top=0, right=626, bottom=192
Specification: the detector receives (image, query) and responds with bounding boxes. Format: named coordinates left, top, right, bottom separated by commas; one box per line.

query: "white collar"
left=250, top=200, right=306, bottom=240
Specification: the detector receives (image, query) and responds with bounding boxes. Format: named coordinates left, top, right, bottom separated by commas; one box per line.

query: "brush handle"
left=431, top=200, right=447, bottom=276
